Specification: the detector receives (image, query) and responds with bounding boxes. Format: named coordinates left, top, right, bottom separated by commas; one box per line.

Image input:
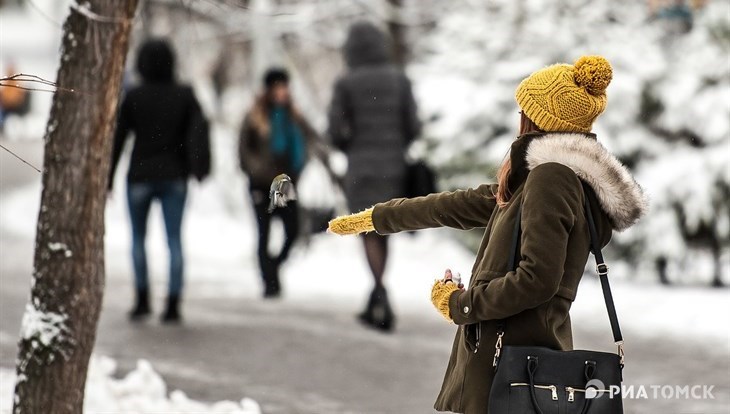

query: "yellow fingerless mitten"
left=431, top=280, right=461, bottom=322
left=328, top=208, right=375, bottom=235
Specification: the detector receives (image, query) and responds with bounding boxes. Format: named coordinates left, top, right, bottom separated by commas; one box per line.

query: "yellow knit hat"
left=515, top=55, right=612, bottom=133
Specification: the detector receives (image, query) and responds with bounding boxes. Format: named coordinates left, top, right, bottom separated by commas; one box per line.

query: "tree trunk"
left=12, top=1, right=138, bottom=413
left=387, top=0, right=408, bottom=66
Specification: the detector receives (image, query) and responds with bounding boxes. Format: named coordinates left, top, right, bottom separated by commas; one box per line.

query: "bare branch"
left=0, top=144, right=42, bottom=173
left=26, top=0, right=64, bottom=27
left=70, top=1, right=130, bottom=23
left=0, top=73, right=79, bottom=94
left=0, top=83, right=57, bottom=93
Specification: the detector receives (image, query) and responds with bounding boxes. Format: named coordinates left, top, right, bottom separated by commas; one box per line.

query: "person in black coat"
left=110, top=39, right=210, bottom=323
left=328, top=22, right=421, bottom=331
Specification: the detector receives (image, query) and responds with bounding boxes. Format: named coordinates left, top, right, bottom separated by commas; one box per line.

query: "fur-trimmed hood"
left=524, top=133, right=648, bottom=231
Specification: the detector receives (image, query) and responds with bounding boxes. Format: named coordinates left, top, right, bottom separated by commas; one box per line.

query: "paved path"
left=1, top=139, right=728, bottom=413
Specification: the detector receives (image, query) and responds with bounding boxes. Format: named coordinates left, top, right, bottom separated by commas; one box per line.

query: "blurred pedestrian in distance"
left=109, top=39, right=211, bottom=323
left=239, top=68, right=319, bottom=298
left=328, top=21, right=421, bottom=332
left=0, top=63, right=31, bottom=133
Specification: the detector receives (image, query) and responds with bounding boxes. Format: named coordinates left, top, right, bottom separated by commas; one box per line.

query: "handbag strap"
left=580, top=181, right=623, bottom=346
left=497, top=181, right=624, bottom=357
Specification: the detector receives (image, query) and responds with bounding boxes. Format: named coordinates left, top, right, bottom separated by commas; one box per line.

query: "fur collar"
left=524, top=133, right=648, bottom=231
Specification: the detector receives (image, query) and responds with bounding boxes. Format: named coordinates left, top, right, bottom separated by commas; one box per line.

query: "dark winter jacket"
left=110, top=40, right=210, bottom=189
left=238, top=97, right=320, bottom=190
left=328, top=22, right=421, bottom=212
left=370, top=132, right=648, bottom=413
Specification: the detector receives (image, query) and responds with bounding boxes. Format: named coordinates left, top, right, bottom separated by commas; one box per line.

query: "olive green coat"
left=371, top=132, right=647, bottom=413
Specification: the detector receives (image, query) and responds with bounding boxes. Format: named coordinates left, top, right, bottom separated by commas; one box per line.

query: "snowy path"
left=1, top=140, right=728, bottom=413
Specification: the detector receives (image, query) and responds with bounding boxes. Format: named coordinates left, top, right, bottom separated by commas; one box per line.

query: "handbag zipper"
left=565, top=386, right=613, bottom=402
left=566, top=386, right=583, bottom=402
left=510, top=382, right=558, bottom=400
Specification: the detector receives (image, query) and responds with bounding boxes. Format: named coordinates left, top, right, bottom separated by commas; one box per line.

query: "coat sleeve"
left=401, top=75, right=421, bottom=145
left=327, top=78, right=352, bottom=152
left=299, top=116, right=328, bottom=163
left=109, top=94, right=132, bottom=190
left=449, top=163, right=583, bottom=325
left=184, top=88, right=211, bottom=181
left=371, top=184, right=499, bottom=233
left=238, top=114, right=256, bottom=173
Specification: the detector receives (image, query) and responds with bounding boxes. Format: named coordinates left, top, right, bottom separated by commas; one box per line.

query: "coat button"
left=463, top=306, right=470, bottom=313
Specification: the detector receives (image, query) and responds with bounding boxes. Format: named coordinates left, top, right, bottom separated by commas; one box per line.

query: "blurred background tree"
left=2, top=0, right=727, bottom=291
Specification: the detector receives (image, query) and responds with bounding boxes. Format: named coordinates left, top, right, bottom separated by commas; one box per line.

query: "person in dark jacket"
left=328, top=56, right=648, bottom=412
left=239, top=68, right=319, bottom=298
left=110, top=39, right=210, bottom=323
left=328, top=22, right=421, bottom=332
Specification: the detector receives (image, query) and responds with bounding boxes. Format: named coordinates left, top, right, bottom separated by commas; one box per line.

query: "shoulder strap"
left=580, top=181, right=623, bottom=344
left=502, top=182, right=624, bottom=347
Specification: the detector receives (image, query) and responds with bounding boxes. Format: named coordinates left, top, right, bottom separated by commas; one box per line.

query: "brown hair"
left=495, top=112, right=542, bottom=208
left=249, top=88, right=304, bottom=137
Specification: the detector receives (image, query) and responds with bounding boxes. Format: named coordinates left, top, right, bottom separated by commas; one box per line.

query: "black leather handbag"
left=405, top=160, right=437, bottom=198
left=488, top=181, right=625, bottom=414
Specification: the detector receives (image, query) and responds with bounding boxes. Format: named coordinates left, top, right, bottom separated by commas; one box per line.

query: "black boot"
left=161, top=295, right=181, bottom=323
left=129, top=289, right=151, bottom=321
left=262, top=261, right=281, bottom=299
left=358, top=285, right=395, bottom=332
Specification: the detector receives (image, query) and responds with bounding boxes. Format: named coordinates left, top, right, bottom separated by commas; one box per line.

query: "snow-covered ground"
left=0, top=356, right=261, bottom=413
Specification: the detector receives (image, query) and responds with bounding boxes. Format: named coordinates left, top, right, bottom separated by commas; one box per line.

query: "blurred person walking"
left=329, top=56, right=648, bottom=412
left=0, top=64, right=31, bottom=133
left=109, top=39, right=210, bottom=323
left=328, top=22, right=421, bottom=332
left=239, top=68, right=319, bottom=298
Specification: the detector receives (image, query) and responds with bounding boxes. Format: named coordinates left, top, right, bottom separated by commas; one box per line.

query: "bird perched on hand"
left=268, top=174, right=297, bottom=213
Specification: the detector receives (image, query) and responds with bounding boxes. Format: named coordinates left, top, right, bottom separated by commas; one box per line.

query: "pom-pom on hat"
left=515, top=55, right=612, bottom=133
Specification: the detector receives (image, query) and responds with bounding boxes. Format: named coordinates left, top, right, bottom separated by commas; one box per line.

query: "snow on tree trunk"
left=12, top=1, right=138, bottom=413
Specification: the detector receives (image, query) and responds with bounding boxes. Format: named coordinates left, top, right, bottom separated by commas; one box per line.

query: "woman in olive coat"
left=328, top=56, right=648, bottom=413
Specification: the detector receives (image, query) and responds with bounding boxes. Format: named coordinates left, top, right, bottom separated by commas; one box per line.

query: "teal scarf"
left=270, top=106, right=306, bottom=174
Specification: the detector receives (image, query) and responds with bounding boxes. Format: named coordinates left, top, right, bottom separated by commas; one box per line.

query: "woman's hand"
left=431, top=269, right=464, bottom=322
left=328, top=208, right=375, bottom=235
left=442, top=269, right=464, bottom=288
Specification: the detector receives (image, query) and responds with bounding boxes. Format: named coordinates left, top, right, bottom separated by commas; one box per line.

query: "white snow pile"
left=0, top=356, right=261, bottom=414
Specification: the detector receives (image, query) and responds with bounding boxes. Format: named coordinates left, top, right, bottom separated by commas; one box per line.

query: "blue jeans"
left=127, top=180, right=187, bottom=297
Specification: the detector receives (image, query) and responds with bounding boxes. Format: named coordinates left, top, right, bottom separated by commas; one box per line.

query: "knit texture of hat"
left=515, top=56, right=612, bottom=133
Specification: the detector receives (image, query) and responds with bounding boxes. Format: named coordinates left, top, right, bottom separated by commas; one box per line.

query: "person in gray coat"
left=328, top=21, right=421, bottom=332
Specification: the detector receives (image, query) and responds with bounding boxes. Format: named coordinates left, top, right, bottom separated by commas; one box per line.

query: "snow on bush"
left=0, top=355, right=261, bottom=413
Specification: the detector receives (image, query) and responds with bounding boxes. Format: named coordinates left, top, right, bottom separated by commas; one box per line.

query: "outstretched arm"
left=328, top=184, right=498, bottom=235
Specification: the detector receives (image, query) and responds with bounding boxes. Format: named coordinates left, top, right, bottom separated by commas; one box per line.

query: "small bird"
left=268, top=174, right=297, bottom=213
